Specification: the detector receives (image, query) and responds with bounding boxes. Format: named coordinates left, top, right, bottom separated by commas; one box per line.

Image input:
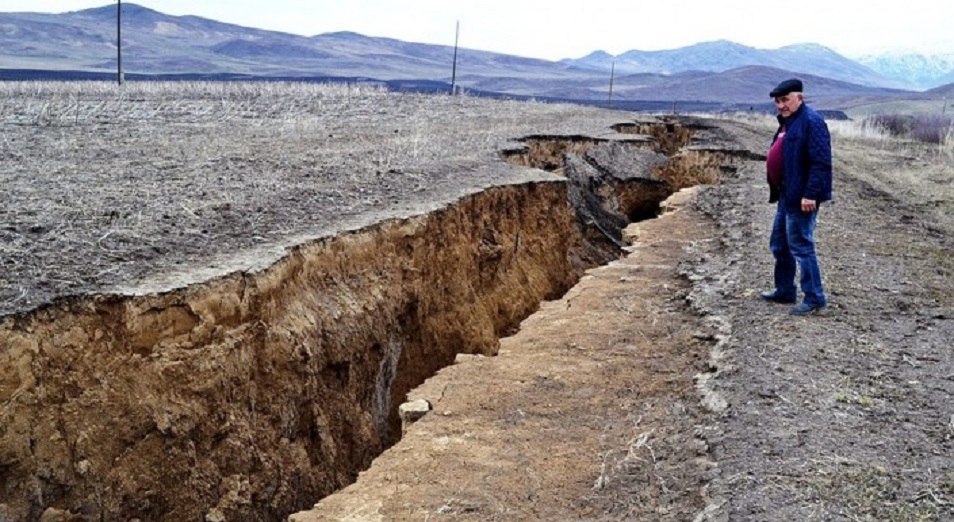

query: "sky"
left=5, top=1, right=954, bottom=60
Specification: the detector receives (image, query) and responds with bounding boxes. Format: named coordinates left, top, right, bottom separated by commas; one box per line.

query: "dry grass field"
left=0, top=81, right=627, bottom=317
left=1, top=83, right=953, bottom=522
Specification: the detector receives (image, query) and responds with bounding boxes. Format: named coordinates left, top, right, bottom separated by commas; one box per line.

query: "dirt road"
left=698, top=123, right=954, bottom=520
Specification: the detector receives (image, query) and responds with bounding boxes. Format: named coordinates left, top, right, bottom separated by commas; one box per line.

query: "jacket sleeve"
left=803, top=116, right=832, bottom=201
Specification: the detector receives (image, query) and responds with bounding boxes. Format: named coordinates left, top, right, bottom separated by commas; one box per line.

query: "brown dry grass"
left=831, top=139, right=954, bottom=237
left=709, top=110, right=954, bottom=234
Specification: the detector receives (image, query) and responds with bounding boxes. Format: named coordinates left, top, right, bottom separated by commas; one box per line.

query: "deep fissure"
left=0, top=118, right=745, bottom=522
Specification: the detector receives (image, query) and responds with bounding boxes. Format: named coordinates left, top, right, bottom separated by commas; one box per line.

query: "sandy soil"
left=291, top=187, right=719, bottom=521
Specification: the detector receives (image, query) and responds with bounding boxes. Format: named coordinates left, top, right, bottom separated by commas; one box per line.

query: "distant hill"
left=562, top=40, right=904, bottom=90
left=925, top=81, right=954, bottom=99
left=0, top=5, right=588, bottom=80
left=0, top=3, right=929, bottom=108
left=616, top=65, right=908, bottom=105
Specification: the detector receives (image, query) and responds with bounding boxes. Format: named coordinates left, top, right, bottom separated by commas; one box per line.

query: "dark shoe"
left=760, top=290, right=796, bottom=304
left=789, top=302, right=826, bottom=316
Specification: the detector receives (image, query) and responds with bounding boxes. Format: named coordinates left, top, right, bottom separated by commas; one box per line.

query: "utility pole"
left=607, top=61, right=615, bottom=109
left=117, top=0, right=123, bottom=85
left=450, top=21, right=459, bottom=95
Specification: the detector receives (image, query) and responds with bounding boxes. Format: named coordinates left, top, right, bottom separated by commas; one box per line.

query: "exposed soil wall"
left=0, top=117, right=744, bottom=522
left=289, top=186, right=719, bottom=522
left=0, top=181, right=602, bottom=521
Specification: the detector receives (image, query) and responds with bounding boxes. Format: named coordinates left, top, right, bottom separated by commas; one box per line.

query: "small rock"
left=454, top=353, right=485, bottom=364
left=399, top=399, right=432, bottom=433
left=39, top=508, right=80, bottom=522
left=74, top=459, right=91, bottom=477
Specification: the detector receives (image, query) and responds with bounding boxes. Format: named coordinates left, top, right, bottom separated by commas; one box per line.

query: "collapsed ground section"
left=1, top=102, right=748, bottom=521
left=291, top=188, right=719, bottom=521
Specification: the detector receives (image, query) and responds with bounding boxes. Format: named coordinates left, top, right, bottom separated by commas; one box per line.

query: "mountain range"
left=856, top=52, right=954, bottom=90
left=1, top=4, right=952, bottom=107
left=563, top=41, right=908, bottom=90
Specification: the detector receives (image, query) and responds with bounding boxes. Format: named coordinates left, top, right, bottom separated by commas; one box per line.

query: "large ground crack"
left=0, top=117, right=749, bottom=522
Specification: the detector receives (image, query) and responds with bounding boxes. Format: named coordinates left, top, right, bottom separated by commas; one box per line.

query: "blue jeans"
left=769, top=203, right=826, bottom=307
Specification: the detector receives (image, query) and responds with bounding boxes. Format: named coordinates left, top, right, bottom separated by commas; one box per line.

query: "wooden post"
left=607, top=61, right=615, bottom=109
left=117, top=0, right=123, bottom=85
left=450, top=21, right=459, bottom=95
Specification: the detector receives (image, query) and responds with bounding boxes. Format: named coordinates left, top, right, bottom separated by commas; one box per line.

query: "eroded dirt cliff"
left=289, top=186, right=720, bottom=522
left=0, top=182, right=583, bottom=521
left=1, top=117, right=747, bottom=521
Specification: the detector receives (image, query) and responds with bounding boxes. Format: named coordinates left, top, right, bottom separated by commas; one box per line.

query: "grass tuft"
left=805, top=462, right=953, bottom=521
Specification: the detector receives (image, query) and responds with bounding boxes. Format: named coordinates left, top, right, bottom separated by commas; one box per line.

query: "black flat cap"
left=770, top=78, right=803, bottom=98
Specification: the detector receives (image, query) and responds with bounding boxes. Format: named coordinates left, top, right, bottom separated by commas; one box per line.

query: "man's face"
left=774, top=93, right=803, bottom=118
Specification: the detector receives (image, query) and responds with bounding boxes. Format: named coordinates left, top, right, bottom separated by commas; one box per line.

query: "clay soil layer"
left=292, top=187, right=718, bottom=521
left=2, top=83, right=954, bottom=521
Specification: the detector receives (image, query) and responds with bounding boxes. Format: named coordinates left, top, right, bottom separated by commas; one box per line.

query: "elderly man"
left=761, top=78, right=833, bottom=315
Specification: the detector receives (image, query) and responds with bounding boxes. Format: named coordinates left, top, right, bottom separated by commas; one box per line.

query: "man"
left=761, top=78, right=833, bottom=315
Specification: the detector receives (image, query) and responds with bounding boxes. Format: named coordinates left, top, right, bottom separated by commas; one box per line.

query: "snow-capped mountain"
left=561, top=40, right=905, bottom=89
left=856, top=52, right=954, bottom=90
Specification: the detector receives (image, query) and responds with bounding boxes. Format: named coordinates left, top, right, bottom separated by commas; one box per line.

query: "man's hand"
left=801, top=198, right=817, bottom=213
